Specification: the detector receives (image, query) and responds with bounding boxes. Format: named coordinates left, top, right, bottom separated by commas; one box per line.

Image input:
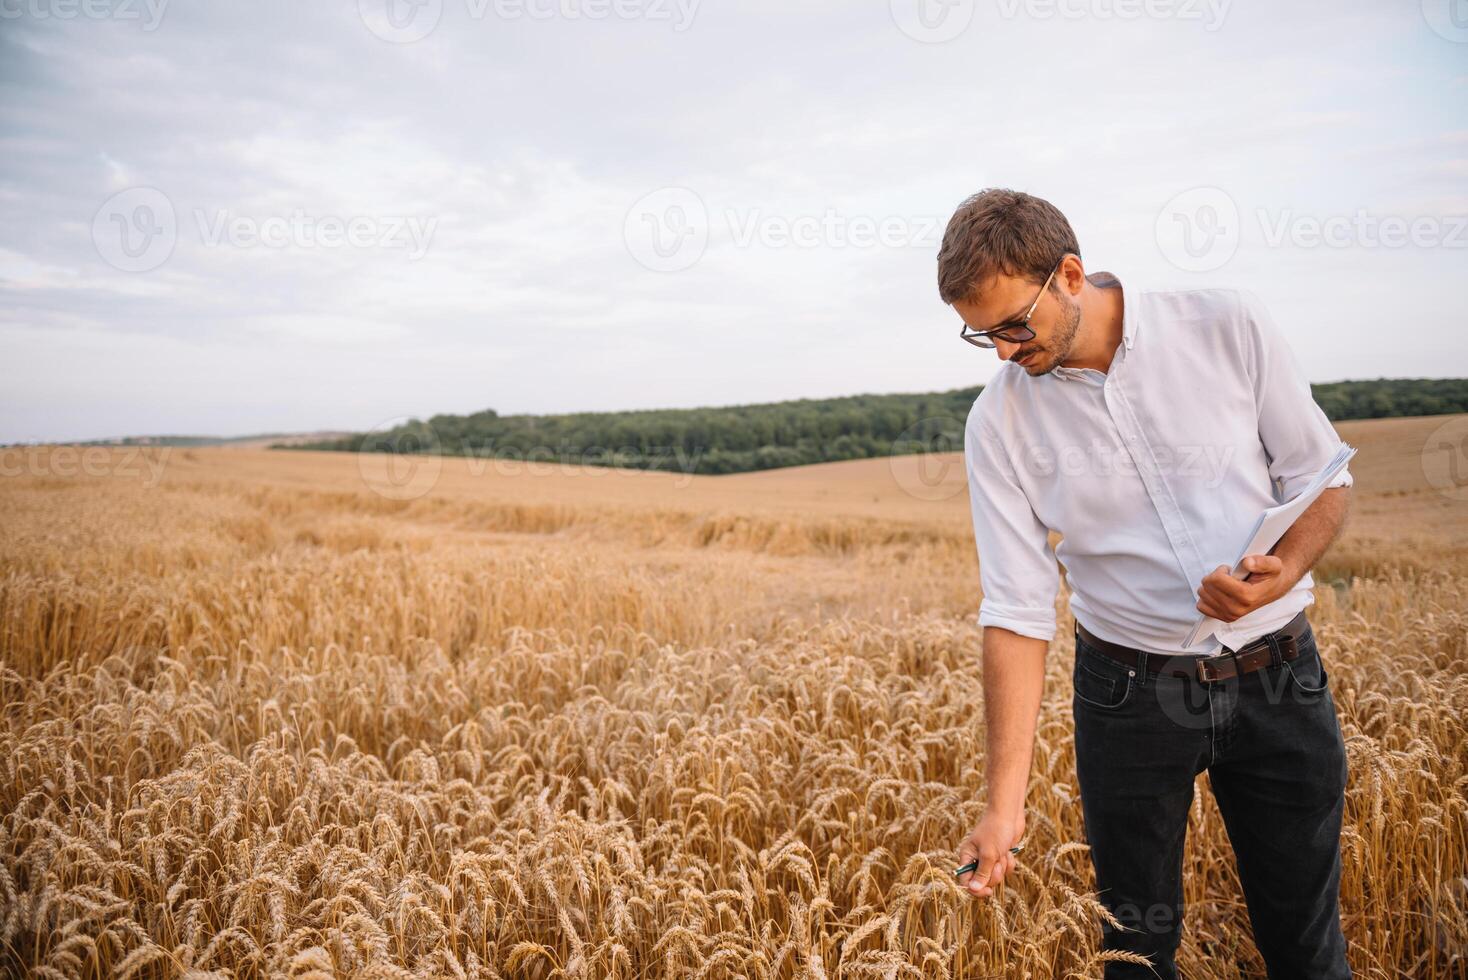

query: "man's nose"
left=994, top=337, right=1023, bottom=361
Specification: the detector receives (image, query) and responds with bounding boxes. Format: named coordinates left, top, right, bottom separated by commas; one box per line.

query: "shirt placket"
left=1103, top=353, right=1211, bottom=611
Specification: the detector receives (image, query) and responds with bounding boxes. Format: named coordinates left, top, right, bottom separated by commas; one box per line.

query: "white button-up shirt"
left=963, top=271, right=1353, bottom=655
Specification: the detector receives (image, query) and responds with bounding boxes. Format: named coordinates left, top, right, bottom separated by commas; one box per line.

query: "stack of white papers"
left=1183, top=442, right=1357, bottom=649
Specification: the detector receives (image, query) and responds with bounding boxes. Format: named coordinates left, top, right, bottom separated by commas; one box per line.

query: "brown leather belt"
left=1074, top=610, right=1308, bottom=684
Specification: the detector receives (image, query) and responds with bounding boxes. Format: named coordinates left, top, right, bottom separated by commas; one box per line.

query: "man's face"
left=953, top=268, right=1080, bottom=377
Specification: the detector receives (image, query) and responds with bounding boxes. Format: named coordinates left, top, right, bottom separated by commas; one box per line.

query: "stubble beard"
left=1017, top=289, right=1081, bottom=377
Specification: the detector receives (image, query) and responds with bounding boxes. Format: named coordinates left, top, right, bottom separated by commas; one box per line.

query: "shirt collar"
left=1118, top=271, right=1137, bottom=351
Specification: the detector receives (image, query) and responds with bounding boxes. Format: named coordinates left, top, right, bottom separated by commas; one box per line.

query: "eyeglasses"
left=959, top=256, right=1065, bottom=349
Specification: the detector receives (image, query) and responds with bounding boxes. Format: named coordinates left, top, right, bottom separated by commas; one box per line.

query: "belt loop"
left=1264, top=630, right=1282, bottom=669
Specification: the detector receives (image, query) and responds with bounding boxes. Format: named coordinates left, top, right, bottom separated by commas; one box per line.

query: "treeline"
left=1310, top=377, right=1468, bottom=421
left=288, top=377, right=1468, bottom=476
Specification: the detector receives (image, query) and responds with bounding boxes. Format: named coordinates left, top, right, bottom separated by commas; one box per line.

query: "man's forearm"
left=981, top=626, right=1049, bottom=818
left=1270, top=486, right=1351, bottom=583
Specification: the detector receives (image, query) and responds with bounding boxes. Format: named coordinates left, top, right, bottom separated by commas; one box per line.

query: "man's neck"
left=1058, top=272, right=1125, bottom=374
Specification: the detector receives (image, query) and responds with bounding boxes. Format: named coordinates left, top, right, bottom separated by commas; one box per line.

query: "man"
left=942, top=189, right=1353, bottom=979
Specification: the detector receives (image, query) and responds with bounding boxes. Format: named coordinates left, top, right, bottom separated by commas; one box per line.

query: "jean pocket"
left=1073, top=652, right=1135, bottom=710
left=1283, top=645, right=1330, bottom=698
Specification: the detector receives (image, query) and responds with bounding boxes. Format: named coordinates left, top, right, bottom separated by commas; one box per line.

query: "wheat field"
left=1, top=414, right=1465, bottom=978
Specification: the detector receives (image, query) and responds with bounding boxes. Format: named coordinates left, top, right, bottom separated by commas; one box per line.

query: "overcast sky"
left=1, top=0, right=1465, bottom=442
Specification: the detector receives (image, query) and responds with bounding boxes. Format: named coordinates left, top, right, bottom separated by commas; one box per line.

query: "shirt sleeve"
left=964, top=407, right=1060, bottom=642
left=1238, top=288, right=1353, bottom=501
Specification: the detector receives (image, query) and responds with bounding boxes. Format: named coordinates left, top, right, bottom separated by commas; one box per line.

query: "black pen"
left=953, top=844, right=1024, bottom=877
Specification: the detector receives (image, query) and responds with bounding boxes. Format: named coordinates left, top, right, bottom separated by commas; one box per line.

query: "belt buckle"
left=1195, top=650, right=1237, bottom=683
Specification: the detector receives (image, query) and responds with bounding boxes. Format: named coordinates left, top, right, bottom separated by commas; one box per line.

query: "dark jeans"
left=1071, top=616, right=1351, bottom=979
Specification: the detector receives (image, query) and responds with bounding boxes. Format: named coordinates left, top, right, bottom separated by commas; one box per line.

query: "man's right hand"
left=957, top=808, right=1024, bottom=899
left=957, top=625, right=1046, bottom=899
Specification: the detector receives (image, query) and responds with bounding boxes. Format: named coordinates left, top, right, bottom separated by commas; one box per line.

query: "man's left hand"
left=1195, top=555, right=1292, bottom=622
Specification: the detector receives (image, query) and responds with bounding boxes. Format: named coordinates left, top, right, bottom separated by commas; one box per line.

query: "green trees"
left=293, top=379, right=1468, bottom=476
left=1311, top=378, right=1466, bottom=421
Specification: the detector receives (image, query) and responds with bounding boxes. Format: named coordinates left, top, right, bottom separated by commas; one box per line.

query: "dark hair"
left=936, top=188, right=1081, bottom=305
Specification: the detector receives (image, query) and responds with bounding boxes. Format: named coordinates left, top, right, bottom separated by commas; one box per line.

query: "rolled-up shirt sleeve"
left=964, top=407, right=1060, bottom=642
left=1238, top=289, right=1353, bottom=501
